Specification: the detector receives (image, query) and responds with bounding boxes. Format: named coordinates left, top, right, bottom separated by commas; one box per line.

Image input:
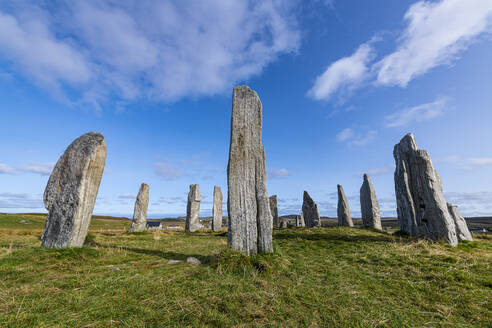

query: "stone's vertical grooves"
left=186, top=184, right=201, bottom=232
left=269, top=195, right=279, bottom=227
left=360, top=174, right=382, bottom=230
left=337, top=184, right=354, bottom=227
left=393, top=133, right=458, bottom=246
left=227, top=85, right=273, bottom=255
left=302, top=191, right=321, bottom=227
left=212, top=186, right=223, bottom=232
left=42, top=132, right=106, bottom=248
left=447, top=203, right=473, bottom=241
left=129, top=183, right=149, bottom=232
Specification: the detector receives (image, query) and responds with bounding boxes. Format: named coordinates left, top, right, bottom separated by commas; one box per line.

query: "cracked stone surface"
left=337, top=184, right=354, bottom=227
left=393, top=133, right=458, bottom=246
left=42, top=132, right=106, bottom=248
left=360, top=174, right=382, bottom=230
left=129, top=183, right=149, bottom=232
left=302, top=191, right=320, bottom=228
left=227, top=85, right=273, bottom=255
left=186, top=184, right=202, bottom=232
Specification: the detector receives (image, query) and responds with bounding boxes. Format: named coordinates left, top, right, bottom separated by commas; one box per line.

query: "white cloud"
left=376, top=0, right=492, bottom=86
left=385, top=97, right=448, bottom=127
left=0, top=163, right=15, bottom=174
left=267, top=168, right=290, bottom=179
left=0, top=1, right=301, bottom=107
left=19, top=163, right=54, bottom=175
left=444, top=191, right=492, bottom=216
left=308, top=43, right=374, bottom=101
left=336, top=128, right=355, bottom=142
left=0, top=192, right=44, bottom=209
left=337, top=128, right=377, bottom=147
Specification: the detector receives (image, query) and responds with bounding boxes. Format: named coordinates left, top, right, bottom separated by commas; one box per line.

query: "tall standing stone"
left=129, top=183, right=149, bottom=232
left=186, top=184, right=201, bottom=232
left=393, top=133, right=458, bottom=246
left=227, top=85, right=273, bottom=255
left=41, top=132, right=106, bottom=248
left=447, top=203, right=473, bottom=242
left=212, top=186, right=223, bottom=232
left=360, top=174, right=382, bottom=230
left=302, top=191, right=321, bottom=227
left=269, top=195, right=279, bottom=227
left=337, top=184, right=354, bottom=227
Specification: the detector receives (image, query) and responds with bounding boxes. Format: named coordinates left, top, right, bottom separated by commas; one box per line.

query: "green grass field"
left=0, top=213, right=491, bottom=327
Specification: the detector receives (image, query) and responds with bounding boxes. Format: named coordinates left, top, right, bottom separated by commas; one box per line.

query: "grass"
left=0, top=214, right=491, bottom=327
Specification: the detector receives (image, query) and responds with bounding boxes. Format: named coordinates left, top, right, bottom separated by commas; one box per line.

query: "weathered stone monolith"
left=279, top=218, right=288, bottom=229
left=337, top=184, right=353, bottom=227
left=129, top=183, right=149, bottom=232
left=186, top=184, right=201, bottom=232
left=227, top=85, right=273, bottom=255
left=212, top=186, right=223, bottom=232
left=447, top=203, right=473, bottom=242
left=302, top=191, right=320, bottom=227
left=269, top=195, right=279, bottom=227
left=360, top=174, right=382, bottom=230
left=41, top=132, right=106, bottom=248
left=393, top=133, right=458, bottom=246
left=296, top=213, right=305, bottom=227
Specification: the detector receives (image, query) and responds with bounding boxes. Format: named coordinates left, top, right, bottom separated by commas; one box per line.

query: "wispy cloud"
left=118, top=194, right=136, bottom=200
left=308, top=43, right=374, bottom=101
left=363, top=165, right=395, bottom=177
left=437, top=155, right=492, bottom=171
left=336, top=128, right=377, bottom=147
left=385, top=97, right=448, bottom=127
left=376, top=0, right=492, bottom=87
left=444, top=191, right=492, bottom=216
left=0, top=1, right=301, bottom=108
left=0, top=192, right=44, bottom=209
left=0, top=163, right=15, bottom=174
left=154, top=162, right=185, bottom=181
left=268, top=168, right=290, bottom=179
left=19, top=163, right=54, bottom=175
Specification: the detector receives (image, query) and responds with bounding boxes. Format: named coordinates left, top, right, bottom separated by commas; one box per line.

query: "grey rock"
left=186, top=184, right=201, bottom=232
left=269, top=195, right=279, bottom=227
left=129, top=183, right=149, bottom=232
left=302, top=191, right=321, bottom=228
left=337, top=184, right=354, bottom=227
left=166, top=259, right=181, bottom=265
left=186, top=256, right=201, bottom=265
left=212, top=186, right=223, bottom=232
left=360, top=174, right=382, bottom=230
left=296, top=213, right=305, bottom=227
left=393, top=133, right=458, bottom=246
left=447, top=203, right=473, bottom=242
left=42, top=132, right=106, bottom=248
left=279, top=219, right=288, bottom=229
left=227, top=85, right=273, bottom=255
left=112, top=267, right=120, bottom=272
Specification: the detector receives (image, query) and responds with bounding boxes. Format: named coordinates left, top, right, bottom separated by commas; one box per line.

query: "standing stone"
left=269, top=195, right=279, bottom=227
left=337, top=184, right=354, bottom=227
left=360, top=174, right=382, bottom=230
left=393, top=133, right=458, bottom=246
left=279, top=219, right=288, bottom=229
left=447, top=203, right=473, bottom=242
left=186, top=184, right=201, bottom=232
left=212, top=186, right=223, bottom=232
left=227, top=85, right=273, bottom=255
left=41, top=132, right=106, bottom=248
left=302, top=191, right=321, bottom=227
left=129, top=183, right=149, bottom=232
left=296, top=213, right=305, bottom=227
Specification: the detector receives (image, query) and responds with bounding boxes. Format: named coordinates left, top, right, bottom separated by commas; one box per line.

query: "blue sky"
left=1, top=0, right=491, bottom=218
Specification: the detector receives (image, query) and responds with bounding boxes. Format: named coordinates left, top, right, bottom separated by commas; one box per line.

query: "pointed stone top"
left=363, top=173, right=369, bottom=180
left=337, top=184, right=343, bottom=190
left=397, top=133, right=418, bottom=151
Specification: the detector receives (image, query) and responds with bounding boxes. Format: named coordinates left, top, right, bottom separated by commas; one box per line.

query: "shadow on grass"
left=274, top=229, right=414, bottom=244
left=93, top=241, right=215, bottom=264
